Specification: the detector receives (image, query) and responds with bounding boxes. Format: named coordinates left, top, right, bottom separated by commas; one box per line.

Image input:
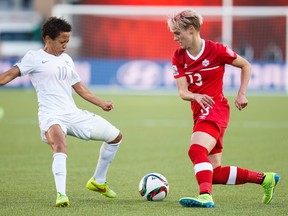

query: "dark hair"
left=41, top=17, right=72, bottom=40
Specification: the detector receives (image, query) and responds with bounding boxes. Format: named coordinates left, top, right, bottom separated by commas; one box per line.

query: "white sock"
left=52, top=153, right=67, bottom=195
left=93, top=142, right=120, bottom=184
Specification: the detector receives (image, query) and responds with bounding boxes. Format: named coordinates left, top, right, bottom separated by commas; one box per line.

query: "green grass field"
left=0, top=89, right=287, bottom=216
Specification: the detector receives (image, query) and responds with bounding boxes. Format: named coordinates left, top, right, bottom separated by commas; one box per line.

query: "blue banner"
left=0, top=58, right=286, bottom=91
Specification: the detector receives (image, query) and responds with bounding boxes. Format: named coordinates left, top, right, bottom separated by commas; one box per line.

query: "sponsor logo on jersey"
left=172, top=65, right=179, bottom=76
left=202, top=59, right=209, bottom=67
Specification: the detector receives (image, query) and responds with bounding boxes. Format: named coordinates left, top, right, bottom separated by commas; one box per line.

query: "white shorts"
left=39, top=109, right=120, bottom=144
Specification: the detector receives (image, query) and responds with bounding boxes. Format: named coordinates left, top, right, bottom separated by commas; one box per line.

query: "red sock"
left=188, top=144, right=213, bottom=194
left=213, top=166, right=264, bottom=184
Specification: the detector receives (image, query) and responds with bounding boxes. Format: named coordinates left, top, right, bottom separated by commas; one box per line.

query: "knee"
left=49, top=141, right=67, bottom=154
left=209, top=156, right=222, bottom=168
left=109, top=132, right=122, bottom=144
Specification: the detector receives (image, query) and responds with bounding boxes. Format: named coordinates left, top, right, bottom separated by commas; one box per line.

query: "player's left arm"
left=72, top=82, right=113, bottom=112
left=231, top=54, right=251, bottom=111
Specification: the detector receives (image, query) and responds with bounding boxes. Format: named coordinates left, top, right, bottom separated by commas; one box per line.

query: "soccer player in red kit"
left=167, top=9, right=279, bottom=208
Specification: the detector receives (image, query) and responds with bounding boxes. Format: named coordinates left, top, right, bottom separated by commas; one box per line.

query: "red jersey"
left=172, top=39, right=237, bottom=127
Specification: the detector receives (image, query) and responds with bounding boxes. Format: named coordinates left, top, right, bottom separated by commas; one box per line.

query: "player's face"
left=172, top=28, right=192, bottom=49
left=45, top=32, right=70, bottom=56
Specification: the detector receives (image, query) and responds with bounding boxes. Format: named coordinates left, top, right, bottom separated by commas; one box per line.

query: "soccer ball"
left=139, top=173, right=169, bottom=201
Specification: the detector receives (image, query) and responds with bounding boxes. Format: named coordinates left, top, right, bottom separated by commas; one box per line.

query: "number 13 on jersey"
left=188, top=73, right=202, bottom=86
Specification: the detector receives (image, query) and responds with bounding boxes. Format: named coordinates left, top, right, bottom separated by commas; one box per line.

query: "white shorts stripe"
left=227, top=166, right=237, bottom=184
left=194, top=162, right=213, bottom=174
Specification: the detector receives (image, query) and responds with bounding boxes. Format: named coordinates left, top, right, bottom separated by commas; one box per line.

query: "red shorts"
left=194, top=120, right=226, bottom=155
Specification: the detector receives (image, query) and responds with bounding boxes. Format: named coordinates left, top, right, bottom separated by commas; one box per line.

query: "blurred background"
left=0, top=0, right=287, bottom=93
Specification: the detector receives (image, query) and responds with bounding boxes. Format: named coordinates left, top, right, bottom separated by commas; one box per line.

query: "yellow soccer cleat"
left=179, top=194, right=214, bottom=208
left=262, top=172, right=280, bottom=204
left=86, top=177, right=117, bottom=198
left=56, top=192, right=70, bottom=207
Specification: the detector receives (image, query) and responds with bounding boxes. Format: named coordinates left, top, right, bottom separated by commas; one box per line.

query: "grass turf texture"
left=0, top=89, right=287, bottom=216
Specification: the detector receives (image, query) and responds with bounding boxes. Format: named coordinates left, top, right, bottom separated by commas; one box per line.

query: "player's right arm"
left=176, top=76, right=194, bottom=101
left=175, top=77, right=214, bottom=109
left=0, top=66, right=20, bottom=86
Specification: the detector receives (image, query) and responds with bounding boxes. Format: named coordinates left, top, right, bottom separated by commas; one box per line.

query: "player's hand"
left=101, top=100, right=114, bottom=112
left=194, top=94, right=214, bottom=110
left=235, top=94, right=248, bottom=110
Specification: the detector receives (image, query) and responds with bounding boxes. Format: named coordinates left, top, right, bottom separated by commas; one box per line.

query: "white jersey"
left=16, top=49, right=81, bottom=118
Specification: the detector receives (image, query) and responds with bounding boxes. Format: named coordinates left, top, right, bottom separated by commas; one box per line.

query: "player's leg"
left=45, top=124, right=70, bottom=207
left=212, top=163, right=264, bottom=185
left=71, top=110, right=122, bottom=198
left=211, top=159, right=279, bottom=204
left=210, top=125, right=279, bottom=204
left=86, top=132, right=122, bottom=198
left=91, top=132, right=122, bottom=184
left=179, top=121, right=219, bottom=208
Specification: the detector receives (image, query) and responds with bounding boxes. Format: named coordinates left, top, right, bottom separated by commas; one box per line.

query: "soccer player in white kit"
left=0, top=17, right=122, bottom=207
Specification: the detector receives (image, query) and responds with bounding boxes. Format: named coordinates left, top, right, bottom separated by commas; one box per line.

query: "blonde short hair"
left=167, top=10, right=203, bottom=32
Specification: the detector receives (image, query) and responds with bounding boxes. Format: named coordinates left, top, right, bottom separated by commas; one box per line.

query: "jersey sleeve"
left=217, top=43, right=237, bottom=64
left=15, top=51, right=37, bottom=76
left=71, top=68, right=81, bottom=85
left=67, top=56, right=81, bottom=85
left=172, top=50, right=186, bottom=79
